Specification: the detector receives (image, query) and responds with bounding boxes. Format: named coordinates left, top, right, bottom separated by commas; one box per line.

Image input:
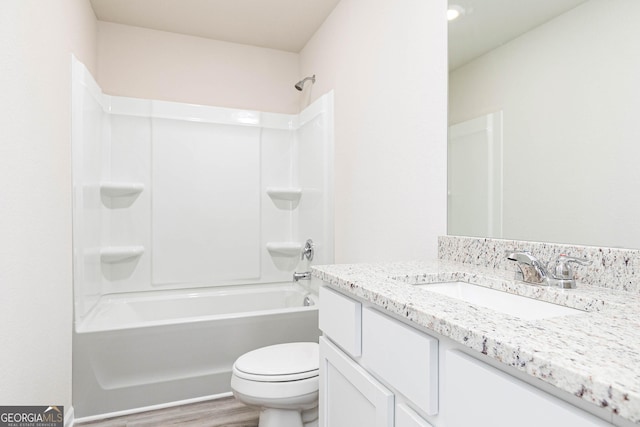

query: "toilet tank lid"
left=234, top=342, right=319, bottom=378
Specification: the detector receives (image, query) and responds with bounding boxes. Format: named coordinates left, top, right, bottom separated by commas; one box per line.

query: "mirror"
left=447, top=0, right=640, bottom=249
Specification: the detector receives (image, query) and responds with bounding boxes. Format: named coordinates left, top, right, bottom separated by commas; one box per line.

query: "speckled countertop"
left=312, top=259, right=640, bottom=425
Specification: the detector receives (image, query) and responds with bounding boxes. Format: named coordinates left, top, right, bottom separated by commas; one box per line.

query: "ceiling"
left=89, top=0, right=341, bottom=53
left=90, top=0, right=588, bottom=66
left=448, top=0, right=587, bottom=70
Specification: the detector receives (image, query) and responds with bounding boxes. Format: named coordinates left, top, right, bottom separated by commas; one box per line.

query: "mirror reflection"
left=448, top=0, right=640, bottom=249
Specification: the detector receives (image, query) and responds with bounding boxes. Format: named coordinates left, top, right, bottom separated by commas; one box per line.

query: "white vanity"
left=314, top=238, right=640, bottom=427
left=319, top=285, right=613, bottom=427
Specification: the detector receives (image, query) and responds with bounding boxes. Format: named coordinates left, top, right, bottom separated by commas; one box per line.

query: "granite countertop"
left=312, top=259, right=640, bottom=425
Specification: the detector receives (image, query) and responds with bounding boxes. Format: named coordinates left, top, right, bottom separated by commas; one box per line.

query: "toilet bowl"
left=231, top=342, right=319, bottom=427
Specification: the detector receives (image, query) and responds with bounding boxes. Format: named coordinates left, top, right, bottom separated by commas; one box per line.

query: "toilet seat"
left=231, top=374, right=319, bottom=402
left=233, top=342, right=319, bottom=382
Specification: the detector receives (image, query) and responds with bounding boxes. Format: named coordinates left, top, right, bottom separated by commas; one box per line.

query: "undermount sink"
left=416, top=281, right=582, bottom=320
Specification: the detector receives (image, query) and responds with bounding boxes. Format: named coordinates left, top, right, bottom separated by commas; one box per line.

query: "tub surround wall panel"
left=295, top=92, right=335, bottom=268
left=72, top=62, right=109, bottom=319
left=72, top=59, right=334, bottom=325
left=151, top=119, right=261, bottom=285
left=261, top=127, right=298, bottom=276
left=439, top=236, right=640, bottom=293
left=106, top=114, right=151, bottom=289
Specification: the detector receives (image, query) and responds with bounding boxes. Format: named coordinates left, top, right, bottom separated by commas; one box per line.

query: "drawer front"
left=319, top=286, right=362, bottom=357
left=362, top=307, right=438, bottom=415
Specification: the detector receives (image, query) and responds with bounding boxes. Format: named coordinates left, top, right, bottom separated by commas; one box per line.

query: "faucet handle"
left=550, top=254, right=592, bottom=280
left=301, top=239, right=314, bottom=261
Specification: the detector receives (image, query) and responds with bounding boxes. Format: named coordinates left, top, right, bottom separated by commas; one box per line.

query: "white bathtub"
left=73, top=282, right=319, bottom=418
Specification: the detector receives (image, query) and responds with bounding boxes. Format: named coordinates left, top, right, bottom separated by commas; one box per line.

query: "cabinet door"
left=396, top=403, right=433, bottom=427
left=444, top=350, right=612, bottom=427
left=319, top=337, right=394, bottom=427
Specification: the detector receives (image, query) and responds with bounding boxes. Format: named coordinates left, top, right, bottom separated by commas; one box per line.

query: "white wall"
left=0, top=0, right=97, bottom=416
left=300, top=0, right=448, bottom=262
left=449, top=0, right=640, bottom=248
left=97, top=22, right=301, bottom=114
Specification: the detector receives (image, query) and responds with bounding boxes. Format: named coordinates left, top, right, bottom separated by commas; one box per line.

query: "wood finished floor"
left=75, top=396, right=259, bottom=427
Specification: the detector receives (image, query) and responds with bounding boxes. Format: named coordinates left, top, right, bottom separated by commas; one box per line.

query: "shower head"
left=295, top=75, right=316, bottom=91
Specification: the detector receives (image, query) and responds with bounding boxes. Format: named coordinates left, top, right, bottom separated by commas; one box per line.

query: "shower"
left=295, top=75, right=316, bottom=91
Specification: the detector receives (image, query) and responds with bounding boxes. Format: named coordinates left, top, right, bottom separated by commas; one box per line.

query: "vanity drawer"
left=319, top=286, right=362, bottom=357
left=362, top=307, right=438, bottom=415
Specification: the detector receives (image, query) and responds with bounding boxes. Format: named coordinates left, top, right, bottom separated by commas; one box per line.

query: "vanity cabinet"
left=444, top=350, right=612, bottom=427
left=319, top=283, right=615, bottom=427
left=319, top=286, right=435, bottom=427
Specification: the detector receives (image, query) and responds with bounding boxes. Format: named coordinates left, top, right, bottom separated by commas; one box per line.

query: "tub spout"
left=293, top=271, right=311, bottom=281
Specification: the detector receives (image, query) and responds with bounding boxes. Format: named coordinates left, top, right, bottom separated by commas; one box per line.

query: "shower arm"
left=295, top=75, right=316, bottom=91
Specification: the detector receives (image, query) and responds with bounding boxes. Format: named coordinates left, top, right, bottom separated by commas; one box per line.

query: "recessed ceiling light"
left=447, top=5, right=465, bottom=21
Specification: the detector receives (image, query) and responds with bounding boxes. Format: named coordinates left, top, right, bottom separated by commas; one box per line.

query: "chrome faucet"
left=505, top=251, right=548, bottom=284
left=505, top=251, right=591, bottom=289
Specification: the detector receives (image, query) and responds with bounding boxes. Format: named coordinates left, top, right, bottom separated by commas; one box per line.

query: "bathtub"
left=73, top=282, right=320, bottom=418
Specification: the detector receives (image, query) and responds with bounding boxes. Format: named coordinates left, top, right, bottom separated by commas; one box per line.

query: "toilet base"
left=259, top=408, right=303, bottom=427
left=302, top=406, right=318, bottom=426
left=232, top=390, right=318, bottom=427
left=258, top=406, right=318, bottom=427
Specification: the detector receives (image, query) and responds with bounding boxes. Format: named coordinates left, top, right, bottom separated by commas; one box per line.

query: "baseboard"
left=64, top=405, right=74, bottom=427
left=73, top=392, right=233, bottom=424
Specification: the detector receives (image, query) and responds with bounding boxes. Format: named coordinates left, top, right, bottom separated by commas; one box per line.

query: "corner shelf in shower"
left=100, top=246, right=145, bottom=263
left=266, top=187, right=302, bottom=210
left=100, top=181, right=145, bottom=197
left=266, top=187, right=302, bottom=202
left=266, top=242, right=303, bottom=257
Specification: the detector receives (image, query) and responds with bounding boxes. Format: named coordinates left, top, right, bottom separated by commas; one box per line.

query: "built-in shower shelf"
left=266, top=242, right=303, bottom=257
left=100, top=181, right=144, bottom=197
left=266, top=187, right=302, bottom=202
left=100, top=246, right=145, bottom=263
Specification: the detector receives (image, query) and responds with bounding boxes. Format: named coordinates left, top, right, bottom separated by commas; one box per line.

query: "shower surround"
left=71, top=57, right=333, bottom=418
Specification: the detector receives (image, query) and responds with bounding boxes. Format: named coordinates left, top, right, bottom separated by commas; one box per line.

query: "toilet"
left=231, top=342, right=319, bottom=427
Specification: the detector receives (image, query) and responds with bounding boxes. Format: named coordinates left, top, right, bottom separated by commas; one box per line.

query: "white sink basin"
left=416, top=281, right=582, bottom=320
